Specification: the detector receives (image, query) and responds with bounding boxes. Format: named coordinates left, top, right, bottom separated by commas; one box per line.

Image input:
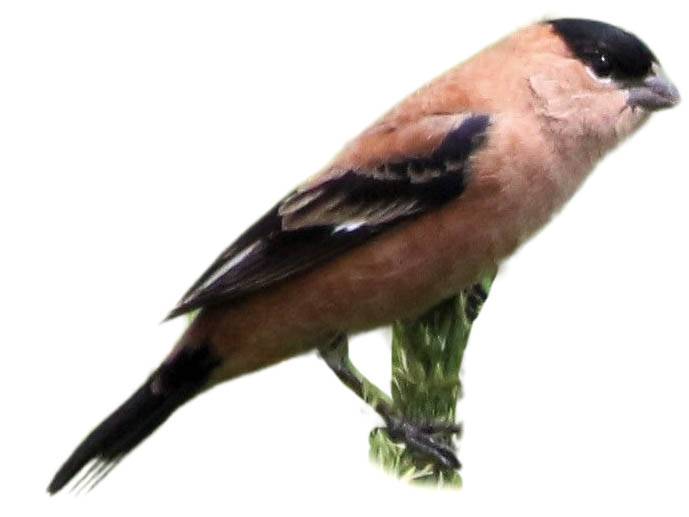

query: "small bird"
left=48, top=18, right=679, bottom=493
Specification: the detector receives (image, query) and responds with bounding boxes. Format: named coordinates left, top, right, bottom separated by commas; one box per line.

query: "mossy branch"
left=369, top=271, right=496, bottom=485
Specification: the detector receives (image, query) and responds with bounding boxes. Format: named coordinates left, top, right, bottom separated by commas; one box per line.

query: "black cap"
left=548, top=18, right=657, bottom=81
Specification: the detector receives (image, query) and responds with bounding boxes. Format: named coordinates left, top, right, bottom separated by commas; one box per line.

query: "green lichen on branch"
left=369, top=272, right=496, bottom=486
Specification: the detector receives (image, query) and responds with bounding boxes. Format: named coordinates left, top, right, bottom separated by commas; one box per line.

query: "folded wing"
left=167, top=113, right=491, bottom=319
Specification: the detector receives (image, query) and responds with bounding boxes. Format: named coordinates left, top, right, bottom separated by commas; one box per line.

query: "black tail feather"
left=48, top=343, right=220, bottom=494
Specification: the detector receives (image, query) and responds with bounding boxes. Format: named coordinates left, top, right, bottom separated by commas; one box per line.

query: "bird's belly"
left=206, top=199, right=499, bottom=378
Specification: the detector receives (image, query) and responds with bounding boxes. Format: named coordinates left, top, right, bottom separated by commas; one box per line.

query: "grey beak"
left=628, top=68, right=681, bottom=111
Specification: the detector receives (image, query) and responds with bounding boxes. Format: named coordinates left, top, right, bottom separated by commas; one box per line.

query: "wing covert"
left=167, top=113, right=490, bottom=319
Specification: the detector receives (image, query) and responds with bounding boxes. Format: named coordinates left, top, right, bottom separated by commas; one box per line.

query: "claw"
left=417, top=421, right=463, bottom=436
left=383, top=416, right=461, bottom=470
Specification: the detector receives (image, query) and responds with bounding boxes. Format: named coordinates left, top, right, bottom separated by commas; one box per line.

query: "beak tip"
left=628, top=74, right=681, bottom=111
left=670, top=87, right=681, bottom=107
left=658, top=79, right=681, bottom=107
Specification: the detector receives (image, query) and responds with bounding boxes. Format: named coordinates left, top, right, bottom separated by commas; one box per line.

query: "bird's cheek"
left=607, top=88, right=650, bottom=140
left=528, top=74, right=573, bottom=120
left=579, top=90, right=636, bottom=145
left=615, top=104, right=650, bottom=140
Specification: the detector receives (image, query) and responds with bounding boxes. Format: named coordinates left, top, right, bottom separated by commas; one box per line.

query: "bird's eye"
left=590, top=50, right=613, bottom=78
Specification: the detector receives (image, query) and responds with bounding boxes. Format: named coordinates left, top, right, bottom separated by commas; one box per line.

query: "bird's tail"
left=47, top=342, right=220, bottom=494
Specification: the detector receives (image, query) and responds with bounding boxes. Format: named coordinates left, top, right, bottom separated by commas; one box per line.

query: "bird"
left=48, top=18, right=680, bottom=493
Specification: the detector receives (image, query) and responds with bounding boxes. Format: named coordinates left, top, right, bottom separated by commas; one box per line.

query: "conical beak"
left=627, top=65, right=681, bottom=111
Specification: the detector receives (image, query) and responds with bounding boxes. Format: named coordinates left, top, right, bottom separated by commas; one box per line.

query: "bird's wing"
left=166, top=113, right=491, bottom=319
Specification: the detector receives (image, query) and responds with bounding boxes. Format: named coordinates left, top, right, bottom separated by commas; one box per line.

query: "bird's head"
left=519, top=18, right=680, bottom=148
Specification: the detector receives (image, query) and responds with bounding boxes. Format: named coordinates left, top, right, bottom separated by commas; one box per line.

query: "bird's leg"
left=318, top=335, right=462, bottom=470
left=318, top=334, right=392, bottom=414
left=463, top=281, right=490, bottom=323
left=319, top=271, right=496, bottom=478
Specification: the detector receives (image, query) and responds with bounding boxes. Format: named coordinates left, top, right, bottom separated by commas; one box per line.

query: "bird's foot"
left=379, top=416, right=462, bottom=470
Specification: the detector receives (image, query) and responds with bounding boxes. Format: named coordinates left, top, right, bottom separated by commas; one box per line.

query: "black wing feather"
left=166, top=114, right=490, bottom=319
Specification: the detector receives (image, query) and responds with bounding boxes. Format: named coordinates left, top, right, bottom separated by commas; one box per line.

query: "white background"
left=1, top=1, right=687, bottom=515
